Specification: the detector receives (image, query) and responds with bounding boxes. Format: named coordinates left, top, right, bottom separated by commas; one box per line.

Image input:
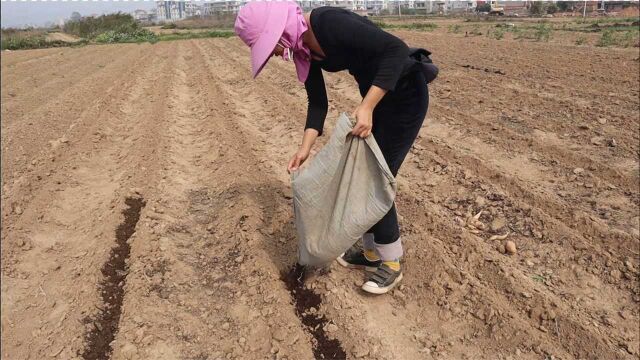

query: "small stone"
left=120, top=342, right=138, bottom=359
left=505, top=241, right=517, bottom=255
left=547, top=310, right=556, bottom=320
left=525, top=260, right=534, bottom=267
left=324, top=282, right=333, bottom=291
left=235, top=255, right=244, bottom=263
left=130, top=187, right=143, bottom=195
left=625, top=260, right=635, bottom=271
left=619, top=309, right=631, bottom=319
left=490, top=217, right=507, bottom=232
left=623, top=340, right=638, bottom=355
left=239, top=337, right=246, bottom=344
left=222, top=322, right=230, bottom=330
left=578, top=124, right=590, bottom=130
left=539, top=325, right=548, bottom=333
left=326, top=323, right=338, bottom=333
left=60, top=137, right=69, bottom=144
left=603, top=316, right=616, bottom=326
left=352, top=345, right=369, bottom=358
left=475, top=196, right=486, bottom=207
left=590, top=136, right=605, bottom=146
left=573, top=167, right=584, bottom=175
left=610, top=269, right=622, bottom=280
left=14, top=205, right=23, bottom=215
left=607, top=138, right=617, bottom=147
left=597, top=118, right=607, bottom=124
left=272, top=328, right=287, bottom=341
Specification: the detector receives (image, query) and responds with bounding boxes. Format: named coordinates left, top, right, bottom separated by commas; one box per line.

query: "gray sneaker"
left=361, top=263, right=403, bottom=294
left=336, top=247, right=382, bottom=272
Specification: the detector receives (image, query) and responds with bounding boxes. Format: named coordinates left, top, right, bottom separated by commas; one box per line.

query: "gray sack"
left=291, top=113, right=397, bottom=267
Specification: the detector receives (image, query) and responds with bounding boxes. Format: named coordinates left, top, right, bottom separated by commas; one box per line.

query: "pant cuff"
left=363, top=233, right=375, bottom=251
left=374, top=237, right=403, bottom=261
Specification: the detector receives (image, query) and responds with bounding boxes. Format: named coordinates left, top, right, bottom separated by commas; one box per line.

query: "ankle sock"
left=383, top=259, right=401, bottom=272
left=364, top=249, right=380, bottom=262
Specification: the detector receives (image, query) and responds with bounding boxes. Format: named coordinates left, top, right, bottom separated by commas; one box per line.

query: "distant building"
left=603, top=1, right=629, bottom=12
left=133, top=9, right=149, bottom=21
left=133, top=9, right=157, bottom=23
left=203, top=1, right=244, bottom=14
left=156, top=1, right=187, bottom=22
left=185, top=2, right=203, bottom=17
left=476, top=0, right=529, bottom=14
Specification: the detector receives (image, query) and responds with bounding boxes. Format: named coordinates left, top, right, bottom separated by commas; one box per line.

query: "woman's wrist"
left=359, top=101, right=375, bottom=112
left=300, top=128, right=319, bottom=153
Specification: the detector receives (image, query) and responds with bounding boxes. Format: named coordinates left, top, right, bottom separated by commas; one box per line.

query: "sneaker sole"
left=361, top=272, right=403, bottom=295
left=336, top=256, right=378, bottom=272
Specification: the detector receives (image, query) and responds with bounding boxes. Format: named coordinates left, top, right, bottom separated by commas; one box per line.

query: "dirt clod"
left=505, top=241, right=517, bottom=255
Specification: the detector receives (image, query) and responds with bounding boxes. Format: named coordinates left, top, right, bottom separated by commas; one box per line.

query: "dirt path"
left=2, top=32, right=638, bottom=360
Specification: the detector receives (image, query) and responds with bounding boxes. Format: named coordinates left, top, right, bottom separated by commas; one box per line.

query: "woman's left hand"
left=351, top=105, right=373, bottom=138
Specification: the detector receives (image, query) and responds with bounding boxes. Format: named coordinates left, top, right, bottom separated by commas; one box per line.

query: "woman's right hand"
left=288, top=148, right=310, bottom=173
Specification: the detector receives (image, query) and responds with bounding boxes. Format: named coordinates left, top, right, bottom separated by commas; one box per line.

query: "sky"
left=1, top=1, right=158, bottom=28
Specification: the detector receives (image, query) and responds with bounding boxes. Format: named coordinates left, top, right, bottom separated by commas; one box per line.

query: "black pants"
left=367, top=71, right=429, bottom=244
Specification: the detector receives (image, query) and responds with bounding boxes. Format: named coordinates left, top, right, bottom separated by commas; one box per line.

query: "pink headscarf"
left=235, top=1, right=311, bottom=83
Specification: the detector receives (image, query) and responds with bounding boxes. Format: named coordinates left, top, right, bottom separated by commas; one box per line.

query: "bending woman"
left=235, top=2, right=429, bottom=294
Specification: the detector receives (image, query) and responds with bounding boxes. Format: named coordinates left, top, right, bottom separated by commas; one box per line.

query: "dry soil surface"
left=1, top=31, right=639, bottom=360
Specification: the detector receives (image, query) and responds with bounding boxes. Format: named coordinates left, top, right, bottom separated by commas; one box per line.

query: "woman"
left=235, top=2, right=429, bottom=294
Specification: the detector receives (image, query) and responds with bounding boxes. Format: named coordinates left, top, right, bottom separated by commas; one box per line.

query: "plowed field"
left=2, top=31, right=639, bottom=360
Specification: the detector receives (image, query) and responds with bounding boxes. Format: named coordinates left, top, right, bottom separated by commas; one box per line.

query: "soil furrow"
left=1, top=42, right=177, bottom=359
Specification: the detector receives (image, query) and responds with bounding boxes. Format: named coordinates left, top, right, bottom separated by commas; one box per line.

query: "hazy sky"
left=1, top=1, right=158, bottom=28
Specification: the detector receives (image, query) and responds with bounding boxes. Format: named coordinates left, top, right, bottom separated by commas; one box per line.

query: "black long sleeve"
left=323, top=12, right=409, bottom=92
left=304, top=62, right=328, bottom=136
left=303, top=7, right=411, bottom=135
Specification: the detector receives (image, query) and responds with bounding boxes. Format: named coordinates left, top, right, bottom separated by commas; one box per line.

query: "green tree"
left=546, top=3, right=558, bottom=14
left=557, top=1, right=576, bottom=11
left=530, top=2, right=545, bottom=16
left=476, top=3, right=491, bottom=12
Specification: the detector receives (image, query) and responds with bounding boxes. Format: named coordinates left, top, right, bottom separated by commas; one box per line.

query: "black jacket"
left=304, top=7, right=437, bottom=135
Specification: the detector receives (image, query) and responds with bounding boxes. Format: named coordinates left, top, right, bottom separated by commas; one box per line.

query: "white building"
left=133, top=9, right=149, bottom=21
left=185, top=2, right=203, bottom=17
left=156, top=1, right=187, bottom=21
left=203, top=0, right=245, bottom=14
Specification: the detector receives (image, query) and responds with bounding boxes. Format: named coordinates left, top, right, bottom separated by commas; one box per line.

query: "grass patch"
left=576, top=16, right=639, bottom=25
left=1, top=28, right=86, bottom=50
left=157, top=30, right=235, bottom=42
left=467, top=24, right=483, bottom=36
left=514, top=23, right=552, bottom=41
left=160, top=23, right=177, bottom=30
left=448, top=24, right=462, bottom=34
left=64, top=12, right=140, bottom=39
left=374, top=21, right=438, bottom=31
left=487, top=27, right=505, bottom=40
left=575, top=35, right=587, bottom=45
left=172, top=14, right=236, bottom=29
left=534, top=23, right=553, bottom=41
left=532, top=274, right=547, bottom=283
left=596, top=29, right=638, bottom=47
left=2, top=17, right=236, bottom=51
left=95, top=28, right=158, bottom=44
